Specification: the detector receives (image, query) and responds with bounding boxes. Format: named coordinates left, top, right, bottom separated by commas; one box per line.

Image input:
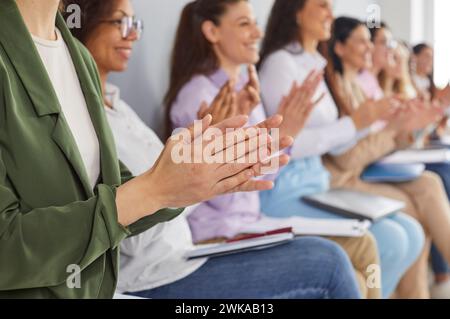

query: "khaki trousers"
left=330, top=234, right=381, bottom=299
left=336, top=171, right=450, bottom=299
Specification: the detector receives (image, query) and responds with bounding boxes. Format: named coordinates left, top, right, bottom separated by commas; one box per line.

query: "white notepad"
left=303, top=189, right=405, bottom=222
left=379, top=149, right=450, bottom=164
left=238, top=216, right=371, bottom=238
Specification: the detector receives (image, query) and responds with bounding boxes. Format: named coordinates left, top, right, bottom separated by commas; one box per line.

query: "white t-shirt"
left=104, top=83, right=207, bottom=293
left=32, top=29, right=100, bottom=189
left=413, top=73, right=431, bottom=95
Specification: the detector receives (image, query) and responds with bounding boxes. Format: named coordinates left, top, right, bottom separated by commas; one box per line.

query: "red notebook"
left=185, top=228, right=295, bottom=260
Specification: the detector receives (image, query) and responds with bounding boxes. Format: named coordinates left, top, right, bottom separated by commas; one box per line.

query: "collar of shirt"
left=104, top=83, right=122, bottom=115
left=284, top=41, right=328, bottom=71
left=207, top=68, right=249, bottom=92
left=31, top=28, right=64, bottom=49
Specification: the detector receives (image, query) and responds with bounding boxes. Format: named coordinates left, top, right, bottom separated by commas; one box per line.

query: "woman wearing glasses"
left=63, top=0, right=363, bottom=299
left=0, top=0, right=291, bottom=299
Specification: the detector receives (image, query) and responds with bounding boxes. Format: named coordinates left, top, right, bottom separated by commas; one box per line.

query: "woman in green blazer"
left=0, top=0, right=291, bottom=298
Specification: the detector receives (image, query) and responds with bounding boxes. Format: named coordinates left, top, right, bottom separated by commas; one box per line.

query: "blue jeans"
left=128, top=237, right=361, bottom=299
left=426, top=163, right=450, bottom=275
left=260, top=158, right=424, bottom=298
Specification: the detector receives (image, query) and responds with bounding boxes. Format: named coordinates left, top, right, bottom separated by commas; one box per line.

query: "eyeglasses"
left=101, top=16, right=144, bottom=40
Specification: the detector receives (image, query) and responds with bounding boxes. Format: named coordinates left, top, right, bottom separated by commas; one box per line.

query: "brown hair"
left=61, top=0, right=118, bottom=44
left=259, top=0, right=307, bottom=68
left=413, top=43, right=436, bottom=98
left=164, top=0, right=246, bottom=137
left=321, top=17, right=365, bottom=116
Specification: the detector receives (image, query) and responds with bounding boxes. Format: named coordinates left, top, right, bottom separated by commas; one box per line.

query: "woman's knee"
left=292, top=237, right=352, bottom=265
left=389, top=213, right=425, bottom=265
left=417, top=171, right=447, bottom=197
left=287, top=237, right=359, bottom=298
left=287, top=237, right=355, bottom=281
left=370, top=218, right=410, bottom=267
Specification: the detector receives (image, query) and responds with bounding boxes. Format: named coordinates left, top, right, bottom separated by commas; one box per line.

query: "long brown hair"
left=259, top=0, right=307, bottom=68
left=164, top=0, right=246, bottom=137
left=321, top=17, right=365, bottom=116
left=413, top=43, right=436, bottom=98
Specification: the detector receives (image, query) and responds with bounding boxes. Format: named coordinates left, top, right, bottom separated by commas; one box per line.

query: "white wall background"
left=110, top=0, right=435, bottom=134
left=334, top=0, right=376, bottom=19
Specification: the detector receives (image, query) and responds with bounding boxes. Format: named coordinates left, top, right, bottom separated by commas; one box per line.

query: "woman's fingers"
left=312, top=92, right=326, bottom=107
left=214, top=81, right=229, bottom=107
left=255, top=114, right=284, bottom=130
left=226, top=92, right=238, bottom=118
left=302, top=70, right=317, bottom=84
left=247, top=64, right=260, bottom=92
left=212, top=115, right=249, bottom=133
left=182, top=114, right=212, bottom=143
left=257, top=153, right=291, bottom=175
left=197, top=101, right=209, bottom=119
left=215, top=168, right=256, bottom=194
left=190, top=115, right=248, bottom=149
left=246, top=85, right=261, bottom=106
left=214, top=129, right=271, bottom=163
left=219, top=89, right=232, bottom=119
left=200, top=83, right=230, bottom=124
left=215, top=144, right=275, bottom=181
left=214, top=136, right=291, bottom=180
left=277, top=96, right=288, bottom=114
left=230, top=179, right=275, bottom=193
left=278, top=135, right=294, bottom=151
left=216, top=162, right=279, bottom=194
left=277, top=83, right=297, bottom=114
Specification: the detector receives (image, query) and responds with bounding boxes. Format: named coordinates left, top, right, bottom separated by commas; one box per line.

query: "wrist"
left=140, top=170, right=169, bottom=211
left=394, top=131, right=414, bottom=149
left=279, top=124, right=300, bottom=140
left=115, top=173, right=166, bottom=226
left=351, top=114, right=365, bottom=131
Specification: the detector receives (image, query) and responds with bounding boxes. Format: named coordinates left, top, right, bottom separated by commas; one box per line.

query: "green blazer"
left=0, top=0, right=182, bottom=298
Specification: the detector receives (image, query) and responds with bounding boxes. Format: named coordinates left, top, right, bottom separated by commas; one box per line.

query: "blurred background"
left=110, top=0, right=448, bottom=135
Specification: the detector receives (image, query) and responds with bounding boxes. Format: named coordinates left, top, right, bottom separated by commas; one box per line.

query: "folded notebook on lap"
left=303, top=189, right=405, bottom=222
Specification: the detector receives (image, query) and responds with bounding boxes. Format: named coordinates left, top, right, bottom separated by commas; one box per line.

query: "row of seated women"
left=2, top=0, right=450, bottom=299
left=71, top=0, right=450, bottom=299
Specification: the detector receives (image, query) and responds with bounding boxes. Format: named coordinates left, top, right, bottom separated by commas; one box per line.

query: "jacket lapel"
left=0, top=0, right=60, bottom=117
left=56, top=15, right=120, bottom=187
left=0, top=0, right=120, bottom=196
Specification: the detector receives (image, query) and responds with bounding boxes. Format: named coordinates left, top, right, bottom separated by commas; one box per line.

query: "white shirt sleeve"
left=291, top=116, right=357, bottom=158
left=260, top=50, right=300, bottom=119
left=260, top=50, right=357, bottom=159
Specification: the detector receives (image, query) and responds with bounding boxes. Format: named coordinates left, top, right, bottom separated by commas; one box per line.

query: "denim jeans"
left=129, top=237, right=361, bottom=299
left=426, top=162, right=450, bottom=275
left=260, top=157, right=424, bottom=298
